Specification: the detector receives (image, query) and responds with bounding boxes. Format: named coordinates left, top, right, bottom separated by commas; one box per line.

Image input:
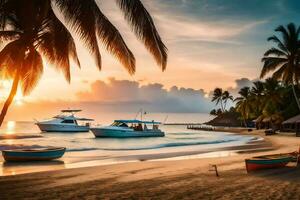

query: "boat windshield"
left=111, top=122, right=128, bottom=127
left=61, top=119, right=76, bottom=124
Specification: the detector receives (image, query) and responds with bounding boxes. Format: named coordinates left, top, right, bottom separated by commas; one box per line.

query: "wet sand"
left=1, top=129, right=300, bottom=199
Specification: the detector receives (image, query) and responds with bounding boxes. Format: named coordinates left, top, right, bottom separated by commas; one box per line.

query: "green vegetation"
left=210, top=23, right=300, bottom=129
left=210, top=78, right=299, bottom=128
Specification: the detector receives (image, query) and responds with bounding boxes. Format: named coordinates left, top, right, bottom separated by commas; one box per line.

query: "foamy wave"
left=97, top=138, right=237, bottom=151
left=67, top=147, right=99, bottom=152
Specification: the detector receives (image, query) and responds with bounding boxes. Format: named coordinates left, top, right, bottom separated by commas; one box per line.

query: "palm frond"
left=263, top=47, right=287, bottom=57
left=0, top=39, right=25, bottom=79
left=0, top=39, right=22, bottom=68
left=275, top=25, right=290, bottom=48
left=260, top=57, right=287, bottom=78
left=0, top=30, right=20, bottom=42
left=272, top=63, right=287, bottom=82
left=116, top=0, right=168, bottom=70
left=54, top=0, right=101, bottom=70
left=20, top=49, right=43, bottom=95
left=267, top=35, right=288, bottom=53
left=37, top=9, right=80, bottom=82
left=92, top=4, right=135, bottom=74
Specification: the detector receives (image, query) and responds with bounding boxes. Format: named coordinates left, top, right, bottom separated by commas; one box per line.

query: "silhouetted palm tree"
left=209, top=109, right=217, bottom=116
left=235, top=87, right=252, bottom=127
left=250, top=81, right=264, bottom=117
left=0, top=0, right=168, bottom=126
left=255, top=78, right=283, bottom=129
left=222, top=91, right=233, bottom=111
left=262, top=78, right=283, bottom=111
left=260, top=23, right=300, bottom=111
left=211, top=88, right=224, bottom=112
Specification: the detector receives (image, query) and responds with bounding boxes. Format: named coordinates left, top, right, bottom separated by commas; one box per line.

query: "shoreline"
left=0, top=130, right=270, bottom=176
left=1, top=128, right=300, bottom=199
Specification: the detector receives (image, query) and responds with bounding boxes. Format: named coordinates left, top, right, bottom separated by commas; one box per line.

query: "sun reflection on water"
left=6, top=121, right=16, bottom=134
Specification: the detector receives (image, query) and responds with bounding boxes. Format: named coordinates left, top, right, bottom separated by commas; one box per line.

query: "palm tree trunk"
left=220, top=100, right=224, bottom=112
left=0, top=73, right=20, bottom=127
left=243, top=118, right=247, bottom=127
left=292, top=84, right=300, bottom=111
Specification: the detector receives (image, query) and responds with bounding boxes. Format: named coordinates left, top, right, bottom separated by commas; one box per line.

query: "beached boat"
left=245, top=154, right=294, bottom=172
left=91, top=119, right=165, bottom=138
left=2, top=147, right=66, bottom=162
left=36, top=109, right=94, bottom=132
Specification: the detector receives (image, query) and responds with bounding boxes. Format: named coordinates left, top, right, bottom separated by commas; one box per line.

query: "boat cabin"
left=53, top=110, right=94, bottom=126
left=112, top=120, right=162, bottom=131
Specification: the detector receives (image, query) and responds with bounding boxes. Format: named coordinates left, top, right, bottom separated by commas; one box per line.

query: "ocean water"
left=0, top=112, right=257, bottom=152
left=0, top=113, right=262, bottom=175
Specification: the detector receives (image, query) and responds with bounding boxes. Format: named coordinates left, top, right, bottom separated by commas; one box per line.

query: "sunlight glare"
left=2, top=80, right=11, bottom=89
left=6, top=121, right=16, bottom=134
left=14, top=91, right=23, bottom=106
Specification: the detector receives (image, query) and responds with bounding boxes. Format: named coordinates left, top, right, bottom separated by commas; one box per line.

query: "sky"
left=1, top=0, right=300, bottom=120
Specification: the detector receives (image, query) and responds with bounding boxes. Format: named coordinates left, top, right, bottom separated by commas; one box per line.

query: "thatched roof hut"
left=282, top=114, right=300, bottom=124
left=281, top=114, right=300, bottom=132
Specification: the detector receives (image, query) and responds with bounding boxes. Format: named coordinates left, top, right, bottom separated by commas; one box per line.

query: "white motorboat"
left=90, top=119, right=165, bottom=138
left=36, top=109, right=94, bottom=132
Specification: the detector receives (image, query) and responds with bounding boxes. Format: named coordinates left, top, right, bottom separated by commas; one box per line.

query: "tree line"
left=210, top=23, right=300, bottom=128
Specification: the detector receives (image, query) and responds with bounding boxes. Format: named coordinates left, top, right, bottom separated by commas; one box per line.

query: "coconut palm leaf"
left=260, top=57, right=288, bottom=78
left=0, top=30, right=20, bottom=42
left=93, top=3, right=135, bottom=74
left=116, top=0, right=167, bottom=70
left=267, top=35, right=288, bottom=53
left=20, top=49, right=43, bottom=95
left=54, top=0, right=102, bottom=70
left=263, top=47, right=287, bottom=57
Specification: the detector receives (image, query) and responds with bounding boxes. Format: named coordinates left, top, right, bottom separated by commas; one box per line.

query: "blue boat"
left=2, top=147, right=66, bottom=162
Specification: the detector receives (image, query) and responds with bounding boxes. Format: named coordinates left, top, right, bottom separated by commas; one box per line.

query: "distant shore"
left=1, top=128, right=300, bottom=199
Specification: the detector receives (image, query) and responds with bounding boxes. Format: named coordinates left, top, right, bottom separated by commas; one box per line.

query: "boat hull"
left=2, top=147, right=66, bottom=162
left=245, top=156, right=293, bottom=172
left=91, top=128, right=165, bottom=138
left=36, top=123, right=90, bottom=132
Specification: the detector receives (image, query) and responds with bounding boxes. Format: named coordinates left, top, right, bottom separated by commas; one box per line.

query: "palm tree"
left=262, top=78, right=283, bottom=111
left=211, top=88, right=224, bottom=112
left=255, top=78, right=283, bottom=130
left=209, top=109, right=217, bottom=116
left=235, top=87, right=252, bottom=127
left=0, top=0, right=168, bottom=126
left=250, top=81, right=264, bottom=117
left=260, top=23, right=300, bottom=111
left=222, top=91, right=233, bottom=111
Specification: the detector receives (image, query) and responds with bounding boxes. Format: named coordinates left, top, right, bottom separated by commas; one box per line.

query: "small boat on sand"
left=245, top=154, right=294, bottom=172
left=2, top=147, right=66, bottom=162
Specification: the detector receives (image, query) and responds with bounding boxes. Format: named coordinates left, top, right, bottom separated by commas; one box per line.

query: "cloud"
left=227, top=78, right=255, bottom=96
left=76, top=78, right=213, bottom=113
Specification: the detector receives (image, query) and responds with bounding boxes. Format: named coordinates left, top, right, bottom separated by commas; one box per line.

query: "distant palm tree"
left=211, top=88, right=224, bottom=112
left=222, top=91, right=233, bottom=111
left=250, top=81, right=264, bottom=117
left=235, top=87, right=252, bottom=127
left=0, top=0, right=167, bottom=126
left=209, top=109, right=217, bottom=116
left=260, top=23, right=300, bottom=111
left=262, top=78, right=283, bottom=112
left=255, top=78, right=283, bottom=129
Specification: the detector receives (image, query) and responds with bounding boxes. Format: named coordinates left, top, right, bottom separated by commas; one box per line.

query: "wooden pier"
left=187, top=124, right=215, bottom=131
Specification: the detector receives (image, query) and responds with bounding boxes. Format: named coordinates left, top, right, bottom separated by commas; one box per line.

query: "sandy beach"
left=0, top=129, right=300, bottom=200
